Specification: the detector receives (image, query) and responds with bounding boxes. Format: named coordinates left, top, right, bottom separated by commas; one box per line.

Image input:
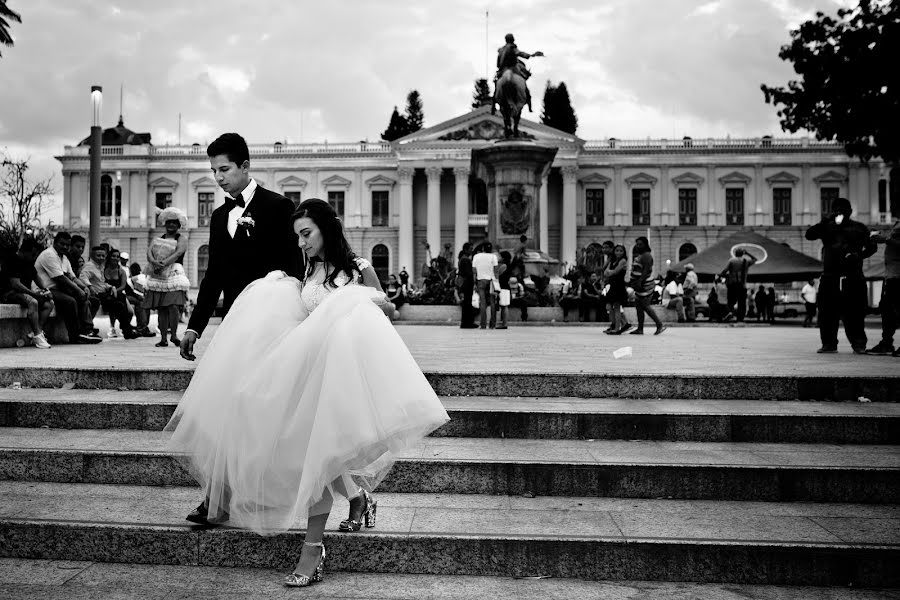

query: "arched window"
left=371, top=244, right=390, bottom=284
left=197, top=245, right=210, bottom=284
left=678, top=242, right=698, bottom=262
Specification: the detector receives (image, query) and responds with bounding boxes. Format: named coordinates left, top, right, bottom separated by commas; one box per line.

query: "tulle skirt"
left=165, top=272, right=449, bottom=535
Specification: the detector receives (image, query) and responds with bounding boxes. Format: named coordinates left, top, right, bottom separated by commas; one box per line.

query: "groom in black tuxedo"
left=180, top=133, right=301, bottom=362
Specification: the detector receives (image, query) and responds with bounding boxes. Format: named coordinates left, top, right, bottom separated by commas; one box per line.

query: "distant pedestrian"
left=604, top=244, right=630, bottom=334
left=385, top=274, right=405, bottom=312
left=765, top=287, right=777, bottom=323
left=496, top=251, right=512, bottom=329
left=805, top=197, right=876, bottom=354
left=508, top=276, right=528, bottom=322
left=682, top=263, right=698, bottom=322
left=456, top=244, right=477, bottom=329
left=580, top=271, right=604, bottom=322
left=755, top=285, right=768, bottom=323
left=866, top=219, right=900, bottom=356
left=662, top=274, right=686, bottom=322
left=399, top=266, right=410, bottom=294
left=627, top=236, right=665, bottom=335
left=558, top=270, right=581, bottom=322
left=472, top=241, right=499, bottom=329
left=719, top=248, right=757, bottom=322
left=801, top=279, right=817, bottom=328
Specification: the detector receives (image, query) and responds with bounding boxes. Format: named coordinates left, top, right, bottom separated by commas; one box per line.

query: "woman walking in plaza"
left=604, top=244, right=630, bottom=334
left=627, top=236, right=666, bottom=335
left=144, top=207, right=190, bottom=347
left=165, top=198, right=449, bottom=588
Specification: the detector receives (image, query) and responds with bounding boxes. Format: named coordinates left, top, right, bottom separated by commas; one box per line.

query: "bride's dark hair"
left=291, top=198, right=360, bottom=288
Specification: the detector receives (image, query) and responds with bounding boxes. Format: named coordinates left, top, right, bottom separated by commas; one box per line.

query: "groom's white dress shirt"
left=227, top=178, right=258, bottom=238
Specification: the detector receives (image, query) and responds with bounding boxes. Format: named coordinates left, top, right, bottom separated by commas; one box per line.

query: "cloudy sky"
left=1, top=0, right=851, bottom=222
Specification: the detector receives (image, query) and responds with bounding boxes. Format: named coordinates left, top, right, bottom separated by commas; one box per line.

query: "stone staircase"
left=0, top=367, right=898, bottom=588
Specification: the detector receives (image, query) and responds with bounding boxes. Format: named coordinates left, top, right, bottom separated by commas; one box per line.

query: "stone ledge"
left=0, top=304, right=68, bottom=347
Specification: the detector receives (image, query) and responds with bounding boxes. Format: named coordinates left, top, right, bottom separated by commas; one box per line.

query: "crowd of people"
left=0, top=206, right=193, bottom=349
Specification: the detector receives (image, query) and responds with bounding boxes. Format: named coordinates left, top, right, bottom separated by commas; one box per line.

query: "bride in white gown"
left=165, top=198, right=449, bottom=588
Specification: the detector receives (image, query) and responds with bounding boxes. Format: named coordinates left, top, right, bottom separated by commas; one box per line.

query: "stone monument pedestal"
left=473, top=141, right=558, bottom=251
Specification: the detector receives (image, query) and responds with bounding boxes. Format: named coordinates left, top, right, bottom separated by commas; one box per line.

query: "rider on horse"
left=492, top=33, right=543, bottom=114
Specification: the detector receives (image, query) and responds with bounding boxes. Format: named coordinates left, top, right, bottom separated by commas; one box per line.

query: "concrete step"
left=1, top=367, right=898, bottom=401
left=4, top=559, right=898, bottom=600
left=1, top=428, right=897, bottom=502
left=1, top=482, right=898, bottom=587
left=2, top=389, right=899, bottom=444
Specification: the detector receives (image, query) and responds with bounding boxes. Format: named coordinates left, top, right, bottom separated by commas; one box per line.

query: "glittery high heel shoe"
left=284, top=542, right=325, bottom=587
left=339, top=490, right=377, bottom=532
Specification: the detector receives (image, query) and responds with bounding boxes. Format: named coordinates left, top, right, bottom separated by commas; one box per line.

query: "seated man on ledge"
left=0, top=237, right=54, bottom=349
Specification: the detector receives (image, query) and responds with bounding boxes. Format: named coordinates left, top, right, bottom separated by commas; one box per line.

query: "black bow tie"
left=226, top=193, right=245, bottom=210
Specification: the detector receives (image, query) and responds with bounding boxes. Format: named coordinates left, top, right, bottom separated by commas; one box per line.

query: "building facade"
left=57, top=107, right=898, bottom=287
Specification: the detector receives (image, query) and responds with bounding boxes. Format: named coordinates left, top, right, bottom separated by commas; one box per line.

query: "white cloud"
left=690, top=0, right=723, bottom=17
left=206, top=66, right=252, bottom=95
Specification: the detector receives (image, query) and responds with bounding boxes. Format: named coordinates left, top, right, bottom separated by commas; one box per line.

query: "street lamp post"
left=89, top=85, right=103, bottom=249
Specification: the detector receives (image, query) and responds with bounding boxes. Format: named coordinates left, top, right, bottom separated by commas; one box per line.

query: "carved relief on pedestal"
left=500, top=186, right=532, bottom=235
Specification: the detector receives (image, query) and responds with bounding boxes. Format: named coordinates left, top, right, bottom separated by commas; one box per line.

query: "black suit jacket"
left=188, top=184, right=301, bottom=336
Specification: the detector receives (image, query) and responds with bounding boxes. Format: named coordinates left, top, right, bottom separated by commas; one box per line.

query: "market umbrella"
left=669, top=229, right=823, bottom=283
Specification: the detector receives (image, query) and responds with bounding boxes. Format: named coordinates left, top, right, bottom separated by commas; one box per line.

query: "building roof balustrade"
left=62, top=141, right=394, bottom=158
left=582, top=137, right=842, bottom=152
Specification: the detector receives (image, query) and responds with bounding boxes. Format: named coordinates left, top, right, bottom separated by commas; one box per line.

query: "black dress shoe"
left=185, top=502, right=209, bottom=525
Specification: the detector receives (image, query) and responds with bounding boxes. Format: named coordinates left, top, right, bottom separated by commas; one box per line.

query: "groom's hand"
left=180, top=331, right=198, bottom=361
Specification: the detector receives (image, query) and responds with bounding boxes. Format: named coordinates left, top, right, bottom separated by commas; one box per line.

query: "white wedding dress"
left=165, top=259, right=449, bottom=535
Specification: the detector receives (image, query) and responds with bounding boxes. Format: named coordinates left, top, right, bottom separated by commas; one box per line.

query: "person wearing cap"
left=682, top=263, right=698, bottom=322
left=805, top=197, right=877, bottom=354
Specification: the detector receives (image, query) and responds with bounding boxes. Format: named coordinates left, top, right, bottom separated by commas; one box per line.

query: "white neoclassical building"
left=57, top=107, right=898, bottom=287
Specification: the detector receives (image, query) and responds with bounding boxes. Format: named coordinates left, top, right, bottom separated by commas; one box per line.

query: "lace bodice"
left=299, top=258, right=371, bottom=313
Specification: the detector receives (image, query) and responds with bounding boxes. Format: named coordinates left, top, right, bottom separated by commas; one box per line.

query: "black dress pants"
left=817, top=274, right=867, bottom=350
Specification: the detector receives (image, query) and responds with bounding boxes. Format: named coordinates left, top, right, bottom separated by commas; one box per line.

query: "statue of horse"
left=494, top=68, right=529, bottom=139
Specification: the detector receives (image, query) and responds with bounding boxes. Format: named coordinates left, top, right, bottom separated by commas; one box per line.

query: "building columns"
left=453, top=166, right=469, bottom=257
left=800, top=163, right=812, bottom=225
left=425, top=166, right=442, bottom=256
left=561, top=165, right=578, bottom=269
left=659, top=165, right=670, bottom=225
left=705, top=164, right=716, bottom=226
left=613, top=166, right=623, bottom=226
left=539, top=172, right=549, bottom=252
left=753, top=164, right=764, bottom=226
left=397, top=167, right=414, bottom=276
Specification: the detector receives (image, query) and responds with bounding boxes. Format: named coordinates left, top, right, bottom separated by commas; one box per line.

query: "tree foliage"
left=404, top=90, right=424, bottom=132
left=380, top=90, right=426, bottom=141
left=761, top=0, right=900, bottom=164
left=540, top=81, right=578, bottom=134
left=0, top=0, right=21, bottom=57
left=380, top=107, right=409, bottom=142
left=471, top=78, right=492, bottom=110
left=0, top=152, right=55, bottom=250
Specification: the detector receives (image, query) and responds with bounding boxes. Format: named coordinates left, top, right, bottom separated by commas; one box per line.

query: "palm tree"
left=0, top=1, right=22, bottom=57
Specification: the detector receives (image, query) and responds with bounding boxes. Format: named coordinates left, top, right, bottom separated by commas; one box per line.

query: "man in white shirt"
left=801, top=278, right=817, bottom=328
left=79, top=246, right=138, bottom=339
left=34, top=232, right=101, bottom=344
left=471, top=242, right=499, bottom=329
left=662, top=276, right=686, bottom=322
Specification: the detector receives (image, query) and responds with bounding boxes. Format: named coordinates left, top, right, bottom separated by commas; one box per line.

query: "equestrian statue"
left=492, top=33, right=544, bottom=138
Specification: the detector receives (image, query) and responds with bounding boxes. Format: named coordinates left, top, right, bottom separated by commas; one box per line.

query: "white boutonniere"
left=236, top=216, right=255, bottom=229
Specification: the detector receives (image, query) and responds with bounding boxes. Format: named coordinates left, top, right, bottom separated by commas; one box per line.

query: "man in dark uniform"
left=805, top=197, right=877, bottom=354
left=493, top=33, right=543, bottom=113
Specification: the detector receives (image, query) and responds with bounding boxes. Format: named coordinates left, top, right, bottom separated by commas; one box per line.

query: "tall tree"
left=541, top=81, right=578, bottom=134
left=404, top=90, right=424, bottom=132
left=380, top=107, right=409, bottom=142
left=761, top=0, right=899, bottom=165
left=0, top=0, right=22, bottom=57
left=0, top=153, right=55, bottom=249
left=471, top=78, right=492, bottom=110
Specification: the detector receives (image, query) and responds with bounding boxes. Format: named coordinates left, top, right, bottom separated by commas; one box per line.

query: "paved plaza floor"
left=0, top=320, right=893, bottom=377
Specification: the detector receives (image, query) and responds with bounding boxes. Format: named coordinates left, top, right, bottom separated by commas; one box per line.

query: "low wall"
left=397, top=304, right=681, bottom=323
left=0, top=304, right=69, bottom=347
